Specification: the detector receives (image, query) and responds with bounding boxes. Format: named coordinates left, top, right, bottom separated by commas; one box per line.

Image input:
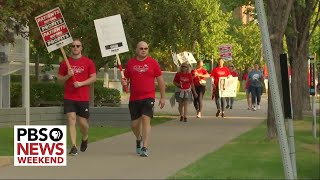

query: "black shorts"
left=64, top=99, right=90, bottom=119
left=128, top=98, right=155, bottom=120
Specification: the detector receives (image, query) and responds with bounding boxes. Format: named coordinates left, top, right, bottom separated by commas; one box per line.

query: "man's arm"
left=57, top=68, right=73, bottom=84
left=74, top=73, right=96, bottom=88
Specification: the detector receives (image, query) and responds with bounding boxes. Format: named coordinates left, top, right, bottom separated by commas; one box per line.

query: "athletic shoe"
left=221, top=112, right=225, bottom=118
left=180, top=116, right=183, bottom=122
left=253, top=106, right=257, bottom=111
left=80, top=139, right=88, bottom=152
left=140, top=147, right=148, bottom=157
left=136, top=138, right=142, bottom=154
left=226, top=105, right=230, bottom=109
left=184, top=117, right=187, bottom=122
left=197, top=112, right=201, bottom=118
left=216, top=110, right=221, bottom=117
left=230, top=106, right=233, bottom=109
left=69, top=146, right=78, bottom=156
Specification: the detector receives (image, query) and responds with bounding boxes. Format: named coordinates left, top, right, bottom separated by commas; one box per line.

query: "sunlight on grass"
left=169, top=118, right=319, bottom=179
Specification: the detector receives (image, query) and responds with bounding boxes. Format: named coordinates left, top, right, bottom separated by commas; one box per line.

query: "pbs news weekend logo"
left=14, top=125, right=67, bottom=166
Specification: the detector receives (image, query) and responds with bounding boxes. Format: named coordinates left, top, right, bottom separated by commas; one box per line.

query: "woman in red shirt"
left=210, top=58, right=231, bottom=118
left=243, top=66, right=252, bottom=110
left=191, top=60, right=210, bottom=118
left=173, top=62, right=197, bottom=122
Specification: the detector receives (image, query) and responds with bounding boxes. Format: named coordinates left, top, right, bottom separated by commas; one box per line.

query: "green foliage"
left=10, top=80, right=120, bottom=107
left=94, top=81, right=121, bottom=106
left=156, top=83, right=177, bottom=93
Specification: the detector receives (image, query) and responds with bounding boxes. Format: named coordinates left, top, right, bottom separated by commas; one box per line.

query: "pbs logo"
left=50, top=128, right=63, bottom=142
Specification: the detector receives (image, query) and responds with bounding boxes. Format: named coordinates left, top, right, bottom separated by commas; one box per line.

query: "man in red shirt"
left=122, top=41, right=165, bottom=157
left=58, top=39, right=97, bottom=156
left=210, top=58, right=231, bottom=118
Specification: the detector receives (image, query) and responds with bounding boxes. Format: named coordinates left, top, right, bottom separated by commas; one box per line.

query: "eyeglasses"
left=139, top=47, right=149, bottom=50
left=71, top=45, right=81, bottom=48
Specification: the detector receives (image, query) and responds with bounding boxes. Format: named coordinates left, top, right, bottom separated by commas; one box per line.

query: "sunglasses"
left=139, top=47, right=149, bottom=50
left=71, top=45, right=81, bottom=48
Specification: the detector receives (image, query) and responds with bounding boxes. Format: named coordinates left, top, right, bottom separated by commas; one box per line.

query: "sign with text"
left=177, top=51, right=197, bottom=64
left=218, top=77, right=238, bottom=97
left=94, top=14, right=129, bottom=57
left=309, top=55, right=315, bottom=95
left=219, top=44, right=232, bottom=61
left=35, top=7, right=73, bottom=52
left=14, top=125, right=67, bottom=166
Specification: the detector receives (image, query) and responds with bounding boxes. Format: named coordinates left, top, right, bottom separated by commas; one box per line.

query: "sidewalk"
left=0, top=96, right=267, bottom=179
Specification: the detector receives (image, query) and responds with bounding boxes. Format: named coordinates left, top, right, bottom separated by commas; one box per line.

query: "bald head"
left=136, top=41, right=149, bottom=60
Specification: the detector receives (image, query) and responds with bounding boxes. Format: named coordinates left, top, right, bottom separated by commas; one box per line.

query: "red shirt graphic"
left=58, top=56, right=96, bottom=101
left=124, top=56, right=162, bottom=101
left=173, top=72, right=193, bottom=89
left=210, top=67, right=231, bottom=86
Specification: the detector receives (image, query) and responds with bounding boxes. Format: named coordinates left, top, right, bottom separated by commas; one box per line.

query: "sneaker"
left=180, top=116, right=183, bottom=122
left=221, top=112, right=225, bottom=118
left=226, top=105, right=230, bottom=109
left=80, top=139, right=88, bottom=152
left=257, top=105, right=261, bottom=110
left=69, top=146, right=78, bottom=156
left=136, top=138, right=142, bottom=154
left=253, top=106, right=256, bottom=111
left=197, top=112, right=201, bottom=118
left=184, top=117, right=187, bottom=122
left=140, top=147, right=148, bottom=157
left=216, top=110, right=221, bottom=117
left=230, top=106, right=233, bottom=109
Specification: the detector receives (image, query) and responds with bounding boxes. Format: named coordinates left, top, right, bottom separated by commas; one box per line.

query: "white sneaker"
left=253, top=106, right=256, bottom=111
left=257, top=105, right=261, bottom=109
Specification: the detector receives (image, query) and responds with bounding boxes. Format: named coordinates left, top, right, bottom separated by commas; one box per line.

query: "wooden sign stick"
left=116, top=54, right=128, bottom=93
left=60, top=47, right=76, bottom=82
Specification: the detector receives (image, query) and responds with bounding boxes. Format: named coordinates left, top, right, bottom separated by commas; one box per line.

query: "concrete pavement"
left=0, top=95, right=267, bottom=179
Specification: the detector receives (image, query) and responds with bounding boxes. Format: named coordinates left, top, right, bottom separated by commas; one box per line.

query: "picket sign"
left=94, top=14, right=129, bottom=93
left=35, top=7, right=76, bottom=81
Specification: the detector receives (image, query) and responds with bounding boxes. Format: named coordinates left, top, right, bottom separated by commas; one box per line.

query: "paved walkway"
left=0, top=95, right=267, bottom=179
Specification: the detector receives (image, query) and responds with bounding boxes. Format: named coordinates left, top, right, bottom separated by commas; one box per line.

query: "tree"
left=285, top=0, right=320, bottom=119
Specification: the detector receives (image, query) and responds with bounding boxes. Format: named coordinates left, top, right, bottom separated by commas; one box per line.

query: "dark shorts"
left=128, top=98, right=155, bottom=120
left=64, top=99, right=90, bottom=119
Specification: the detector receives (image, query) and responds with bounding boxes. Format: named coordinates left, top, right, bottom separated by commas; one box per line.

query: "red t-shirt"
left=191, top=68, right=208, bottom=86
left=230, top=70, right=238, bottom=77
left=173, top=72, right=193, bottom=89
left=58, top=56, right=96, bottom=101
left=124, top=56, right=162, bottom=101
left=210, top=67, right=231, bottom=86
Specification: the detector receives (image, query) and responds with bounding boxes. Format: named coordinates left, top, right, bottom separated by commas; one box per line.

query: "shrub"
left=156, top=83, right=176, bottom=92
left=10, top=81, right=120, bottom=107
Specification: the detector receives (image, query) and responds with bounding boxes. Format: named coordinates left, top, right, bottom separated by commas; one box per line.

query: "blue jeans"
left=249, top=86, right=262, bottom=105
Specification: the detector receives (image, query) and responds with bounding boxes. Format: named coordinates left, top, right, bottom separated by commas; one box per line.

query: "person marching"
left=248, top=64, right=263, bottom=111
left=210, top=58, right=231, bottom=118
left=58, top=39, right=97, bottom=156
left=243, top=66, right=253, bottom=110
left=173, top=62, right=198, bottom=122
left=191, top=60, right=210, bottom=118
left=122, top=41, right=165, bottom=157
left=225, top=64, right=238, bottom=109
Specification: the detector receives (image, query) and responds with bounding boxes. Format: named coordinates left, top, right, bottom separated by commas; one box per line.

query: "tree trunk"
left=285, top=0, right=317, bottom=119
left=265, top=0, right=294, bottom=139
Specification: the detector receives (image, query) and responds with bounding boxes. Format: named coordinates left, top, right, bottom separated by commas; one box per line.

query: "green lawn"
left=0, top=116, right=174, bottom=156
left=169, top=116, right=319, bottom=179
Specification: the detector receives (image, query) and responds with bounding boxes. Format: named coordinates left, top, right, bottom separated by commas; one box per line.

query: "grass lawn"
left=0, top=116, right=174, bottom=156
left=169, top=116, right=319, bottom=179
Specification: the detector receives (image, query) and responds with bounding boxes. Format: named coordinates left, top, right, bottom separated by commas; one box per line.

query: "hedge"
left=10, top=81, right=121, bottom=107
